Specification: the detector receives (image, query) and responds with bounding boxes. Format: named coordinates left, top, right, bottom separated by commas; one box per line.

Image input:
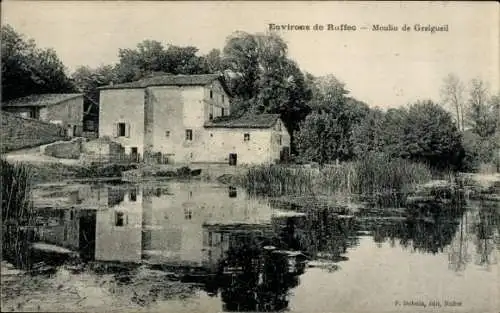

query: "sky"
left=2, top=1, right=499, bottom=109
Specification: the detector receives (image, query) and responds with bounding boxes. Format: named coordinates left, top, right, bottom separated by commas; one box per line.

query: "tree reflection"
left=274, top=209, right=358, bottom=262
left=470, top=201, right=499, bottom=269
left=210, top=232, right=304, bottom=312
left=367, top=199, right=467, bottom=256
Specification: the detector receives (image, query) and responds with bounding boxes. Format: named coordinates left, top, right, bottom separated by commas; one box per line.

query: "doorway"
left=229, top=153, right=237, bottom=166
left=79, top=212, right=96, bottom=260
left=131, top=147, right=139, bottom=162
left=280, top=147, right=290, bottom=163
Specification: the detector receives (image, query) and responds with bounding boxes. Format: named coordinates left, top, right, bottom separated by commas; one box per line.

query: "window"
left=221, top=108, right=225, bottom=117
left=70, top=211, right=74, bottom=220
left=209, top=113, right=213, bottom=120
left=130, top=188, right=137, bottom=202
left=115, top=211, right=125, bottom=226
left=210, top=90, right=213, bottom=99
left=222, top=95, right=225, bottom=103
left=118, top=123, right=126, bottom=137
left=185, top=129, right=193, bottom=141
left=244, top=133, right=250, bottom=142
left=165, top=130, right=170, bottom=137
left=279, top=135, right=282, bottom=145
left=184, top=208, right=192, bottom=220
left=229, top=186, right=237, bottom=198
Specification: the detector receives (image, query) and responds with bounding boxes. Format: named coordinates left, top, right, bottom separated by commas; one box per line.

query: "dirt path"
left=3, top=146, right=81, bottom=166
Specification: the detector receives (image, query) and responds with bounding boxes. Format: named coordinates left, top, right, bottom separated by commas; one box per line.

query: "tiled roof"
left=2, top=93, right=83, bottom=108
left=99, top=74, right=224, bottom=90
left=204, top=114, right=281, bottom=129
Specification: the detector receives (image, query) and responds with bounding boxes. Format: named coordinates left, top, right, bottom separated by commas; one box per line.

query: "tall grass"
left=1, top=158, right=35, bottom=267
left=240, top=154, right=433, bottom=200
left=238, top=165, right=316, bottom=196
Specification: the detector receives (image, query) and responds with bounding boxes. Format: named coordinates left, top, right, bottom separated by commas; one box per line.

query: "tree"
left=202, top=48, right=224, bottom=73
left=294, top=112, right=343, bottom=165
left=222, top=31, right=312, bottom=137
left=113, top=40, right=208, bottom=83
left=222, top=31, right=260, bottom=100
left=352, top=108, right=385, bottom=157
left=380, top=108, right=408, bottom=157
left=1, top=24, right=75, bottom=102
left=307, top=74, right=349, bottom=113
left=440, top=73, right=466, bottom=132
left=466, top=79, right=498, bottom=138
left=402, top=100, right=463, bottom=169
left=304, top=74, right=370, bottom=159
left=72, top=64, right=116, bottom=113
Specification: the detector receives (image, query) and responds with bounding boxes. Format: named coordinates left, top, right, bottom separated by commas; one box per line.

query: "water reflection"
left=14, top=180, right=498, bottom=311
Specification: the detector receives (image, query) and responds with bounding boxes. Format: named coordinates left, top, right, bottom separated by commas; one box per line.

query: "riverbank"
left=0, top=260, right=198, bottom=312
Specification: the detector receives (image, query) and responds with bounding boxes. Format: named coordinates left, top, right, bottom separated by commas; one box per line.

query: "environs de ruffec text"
left=269, top=23, right=449, bottom=33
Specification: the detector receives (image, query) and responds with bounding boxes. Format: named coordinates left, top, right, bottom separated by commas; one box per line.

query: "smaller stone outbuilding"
left=81, top=137, right=126, bottom=164
left=2, top=93, right=84, bottom=137
left=203, top=114, right=291, bottom=165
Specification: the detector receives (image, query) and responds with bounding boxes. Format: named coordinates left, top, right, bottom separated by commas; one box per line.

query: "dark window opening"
left=229, top=153, right=237, bottom=166
left=118, top=123, right=126, bottom=137
left=221, top=108, right=225, bottom=117
left=184, top=208, right=192, bottom=220
left=165, top=131, right=170, bottom=137
left=208, top=232, right=213, bottom=247
left=115, top=211, right=125, bottom=226
left=70, top=211, right=74, bottom=220
left=130, top=188, right=137, bottom=202
left=222, top=95, right=225, bottom=103
left=279, top=135, right=282, bottom=145
left=185, top=129, right=193, bottom=141
left=210, top=90, right=213, bottom=99
left=229, top=186, right=237, bottom=198
left=209, top=113, right=213, bottom=120
left=244, top=133, right=250, bottom=142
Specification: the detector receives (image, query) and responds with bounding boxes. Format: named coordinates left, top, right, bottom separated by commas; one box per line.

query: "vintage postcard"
left=1, top=1, right=499, bottom=313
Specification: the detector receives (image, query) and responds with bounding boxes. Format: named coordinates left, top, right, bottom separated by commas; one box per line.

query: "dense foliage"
left=1, top=25, right=75, bottom=102
left=350, top=101, right=464, bottom=170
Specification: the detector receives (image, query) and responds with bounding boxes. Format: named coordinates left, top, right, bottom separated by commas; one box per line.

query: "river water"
left=1, top=180, right=498, bottom=312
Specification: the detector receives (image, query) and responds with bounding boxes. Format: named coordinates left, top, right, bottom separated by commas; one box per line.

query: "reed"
left=238, top=165, right=316, bottom=196
left=240, top=154, right=433, bottom=199
left=1, top=158, right=35, bottom=267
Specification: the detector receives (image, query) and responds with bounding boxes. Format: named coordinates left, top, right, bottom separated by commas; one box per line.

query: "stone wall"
left=1, top=111, right=67, bottom=152
left=42, top=137, right=85, bottom=159
left=81, top=138, right=125, bottom=164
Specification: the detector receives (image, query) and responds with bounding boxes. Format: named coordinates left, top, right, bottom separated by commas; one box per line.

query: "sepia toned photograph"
left=1, top=1, right=499, bottom=312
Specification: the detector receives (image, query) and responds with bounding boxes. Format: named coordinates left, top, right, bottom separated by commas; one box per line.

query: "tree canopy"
left=1, top=25, right=75, bottom=102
